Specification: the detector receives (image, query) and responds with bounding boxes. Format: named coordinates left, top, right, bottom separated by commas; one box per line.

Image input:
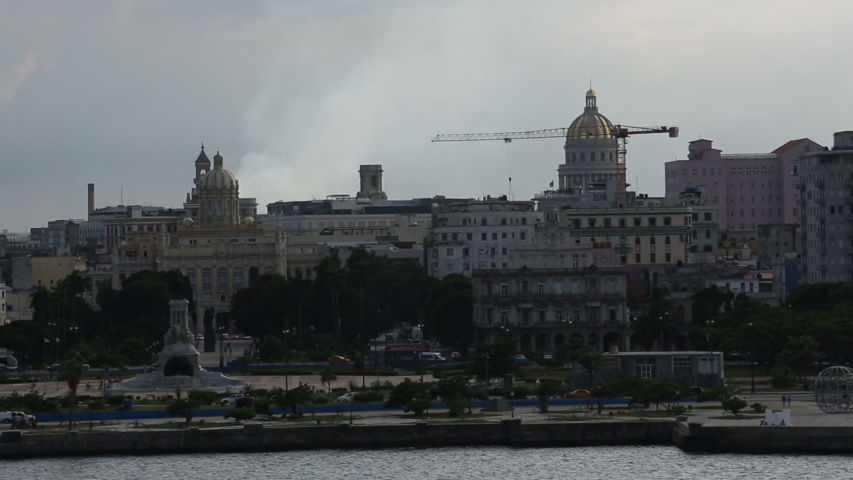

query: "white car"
left=513, top=354, right=527, bottom=360
left=337, top=393, right=356, bottom=402
left=220, top=394, right=250, bottom=406
left=0, top=411, right=34, bottom=424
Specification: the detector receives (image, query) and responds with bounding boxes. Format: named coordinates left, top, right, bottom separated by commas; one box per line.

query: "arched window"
left=600, top=152, right=605, bottom=161
left=217, top=267, right=228, bottom=300
left=186, top=268, right=196, bottom=292
left=201, top=268, right=212, bottom=293
left=232, top=267, right=244, bottom=291
left=665, top=236, right=671, bottom=245
left=634, top=236, right=641, bottom=245
left=650, top=237, right=656, bottom=245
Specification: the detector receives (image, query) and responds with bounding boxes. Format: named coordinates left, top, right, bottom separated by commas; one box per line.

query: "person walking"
left=781, top=394, right=786, bottom=406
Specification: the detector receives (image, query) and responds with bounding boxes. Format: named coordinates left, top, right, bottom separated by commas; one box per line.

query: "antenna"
left=121, top=183, right=123, bottom=205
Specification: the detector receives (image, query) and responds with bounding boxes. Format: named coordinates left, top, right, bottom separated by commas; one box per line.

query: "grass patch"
left=284, top=414, right=349, bottom=423
left=137, top=420, right=231, bottom=430
left=707, top=414, right=764, bottom=420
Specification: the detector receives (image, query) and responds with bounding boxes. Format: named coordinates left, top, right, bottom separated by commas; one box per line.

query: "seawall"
left=672, top=421, right=853, bottom=454
left=0, top=420, right=672, bottom=458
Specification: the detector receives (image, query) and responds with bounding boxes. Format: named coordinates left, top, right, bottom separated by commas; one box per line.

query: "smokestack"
left=87, top=183, right=95, bottom=215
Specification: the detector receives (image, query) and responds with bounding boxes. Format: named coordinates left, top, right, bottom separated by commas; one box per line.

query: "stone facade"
left=473, top=264, right=629, bottom=353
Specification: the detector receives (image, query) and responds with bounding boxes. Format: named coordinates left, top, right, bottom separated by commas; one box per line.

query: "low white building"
left=429, top=198, right=538, bottom=278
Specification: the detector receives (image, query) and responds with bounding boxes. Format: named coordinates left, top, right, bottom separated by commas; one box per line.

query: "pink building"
left=664, top=138, right=823, bottom=234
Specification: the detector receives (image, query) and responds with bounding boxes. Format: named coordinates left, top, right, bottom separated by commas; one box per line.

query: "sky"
left=1, top=0, right=852, bottom=232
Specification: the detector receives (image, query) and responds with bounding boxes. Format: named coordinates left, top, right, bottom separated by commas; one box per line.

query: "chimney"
left=87, top=183, right=95, bottom=215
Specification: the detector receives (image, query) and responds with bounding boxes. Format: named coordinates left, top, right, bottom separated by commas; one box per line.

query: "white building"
left=429, top=198, right=538, bottom=278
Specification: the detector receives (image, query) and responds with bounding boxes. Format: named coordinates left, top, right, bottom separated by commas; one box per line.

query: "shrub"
left=771, top=366, right=796, bottom=389
left=87, top=399, right=106, bottom=411
left=252, top=388, right=270, bottom=399
left=105, top=394, right=125, bottom=406
left=235, top=397, right=254, bottom=408
left=188, top=390, right=219, bottom=405
left=670, top=405, right=688, bottom=416
left=751, top=402, right=767, bottom=414
left=721, top=397, right=748, bottom=415
left=312, top=395, right=329, bottom=405
left=224, top=407, right=255, bottom=421
left=254, top=398, right=273, bottom=416
left=354, top=389, right=386, bottom=403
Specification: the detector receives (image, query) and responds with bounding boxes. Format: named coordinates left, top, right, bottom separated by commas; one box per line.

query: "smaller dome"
left=198, top=151, right=239, bottom=190
left=243, top=216, right=255, bottom=225
left=586, top=89, right=596, bottom=97
left=182, top=217, right=194, bottom=225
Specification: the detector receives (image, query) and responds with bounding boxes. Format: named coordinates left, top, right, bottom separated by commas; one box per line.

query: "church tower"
left=196, top=152, right=241, bottom=226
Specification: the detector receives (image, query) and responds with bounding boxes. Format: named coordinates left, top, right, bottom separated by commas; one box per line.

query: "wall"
left=673, top=421, right=853, bottom=454
left=0, top=420, right=672, bottom=458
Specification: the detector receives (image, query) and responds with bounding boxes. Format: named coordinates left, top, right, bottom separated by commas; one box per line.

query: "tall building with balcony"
left=797, top=131, right=853, bottom=284
left=677, top=187, right=718, bottom=261
left=472, top=260, right=628, bottom=353
left=664, top=138, right=823, bottom=236
left=428, top=198, right=537, bottom=278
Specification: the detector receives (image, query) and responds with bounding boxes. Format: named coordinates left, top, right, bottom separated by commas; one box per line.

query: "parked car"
left=691, top=386, right=704, bottom=395
left=195, top=334, right=204, bottom=341
left=220, top=394, right=251, bottom=406
left=419, top=352, right=446, bottom=361
left=0, top=411, right=34, bottom=424
left=451, top=352, right=462, bottom=360
left=513, top=354, right=527, bottom=360
left=569, top=389, right=591, bottom=399
left=538, top=353, right=553, bottom=361
left=337, top=393, right=356, bottom=402
left=328, top=356, right=351, bottom=365
left=242, top=335, right=252, bottom=340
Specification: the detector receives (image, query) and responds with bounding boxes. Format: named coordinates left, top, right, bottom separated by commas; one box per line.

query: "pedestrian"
left=787, top=395, right=792, bottom=407
left=781, top=394, right=786, bottom=406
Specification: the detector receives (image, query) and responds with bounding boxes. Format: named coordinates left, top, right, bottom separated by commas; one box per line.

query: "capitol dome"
left=566, top=89, right=614, bottom=141
left=198, top=152, right=239, bottom=190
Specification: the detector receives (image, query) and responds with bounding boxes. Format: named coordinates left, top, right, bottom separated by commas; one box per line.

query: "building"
left=798, top=131, right=853, bottom=284
left=429, top=198, right=537, bottom=278
left=557, top=205, right=693, bottom=266
left=757, top=224, right=799, bottom=268
left=0, top=283, right=6, bottom=324
left=264, top=164, right=469, bottom=245
left=103, top=206, right=185, bottom=253
left=28, top=256, right=87, bottom=290
left=677, top=187, right=719, bottom=259
left=588, top=351, right=724, bottom=388
left=557, top=89, right=625, bottom=192
left=112, top=150, right=287, bottom=323
left=473, top=263, right=629, bottom=353
left=664, top=138, right=823, bottom=235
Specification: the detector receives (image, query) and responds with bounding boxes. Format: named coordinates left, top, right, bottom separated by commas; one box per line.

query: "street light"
left=218, top=325, right=225, bottom=368
left=283, top=329, right=290, bottom=391
left=749, top=322, right=756, bottom=394
left=485, top=354, right=490, bottom=387
left=706, top=320, right=715, bottom=384
left=510, top=390, right=515, bottom=418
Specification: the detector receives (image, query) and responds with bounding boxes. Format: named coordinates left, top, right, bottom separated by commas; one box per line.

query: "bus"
left=0, top=355, right=19, bottom=372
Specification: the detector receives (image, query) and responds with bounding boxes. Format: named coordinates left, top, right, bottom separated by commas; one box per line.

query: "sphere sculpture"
left=813, top=366, right=853, bottom=413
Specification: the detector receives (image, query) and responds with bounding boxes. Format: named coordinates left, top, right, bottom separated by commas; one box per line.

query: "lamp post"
left=749, top=322, right=756, bottom=394
left=311, top=385, right=316, bottom=416
left=283, top=328, right=290, bottom=391
left=485, top=354, right=490, bottom=387
left=218, top=325, right=225, bottom=368
left=510, top=390, right=515, bottom=418
left=349, top=398, right=353, bottom=424
left=706, top=319, right=715, bottom=384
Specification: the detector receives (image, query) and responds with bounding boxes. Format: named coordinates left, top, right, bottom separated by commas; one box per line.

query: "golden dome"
left=566, top=89, right=613, bottom=140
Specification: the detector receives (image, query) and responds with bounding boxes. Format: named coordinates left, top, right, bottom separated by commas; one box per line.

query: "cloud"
left=0, top=52, right=38, bottom=101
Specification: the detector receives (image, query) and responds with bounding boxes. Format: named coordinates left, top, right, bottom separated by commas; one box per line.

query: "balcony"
left=816, top=180, right=825, bottom=189
left=797, top=182, right=806, bottom=191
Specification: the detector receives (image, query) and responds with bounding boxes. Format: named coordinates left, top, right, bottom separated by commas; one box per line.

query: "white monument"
left=112, top=299, right=244, bottom=390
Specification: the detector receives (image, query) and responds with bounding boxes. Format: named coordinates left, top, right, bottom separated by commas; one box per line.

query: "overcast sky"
left=1, top=0, right=851, bottom=232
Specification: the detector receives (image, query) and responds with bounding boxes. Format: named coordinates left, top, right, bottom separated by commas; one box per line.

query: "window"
left=521, top=281, right=529, bottom=294
left=673, top=356, right=692, bottom=377
left=492, top=233, right=497, bottom=240
left=633, top=217, right=642, bottom=226
left=217, top=267, right=228, bottom=301
left=537, top=282, right=545, bottom=295
left=665, top=253, right=671, bottom=262
left=635, top=253, right=641, bottom=263
left=650, top=237, right=656, bottom=245
left=233, top=267, right=244, bottom=291
left=663, top=217, right=671, bottom=226
left=500, top=309, right=509, bottom=324
left=650, top=253, right=656, bottom=263
left=446, top=248, right=454, bottom=256
left=608, top=308, right=617, bottom=322
left=500, top=283, right=508, bottom=296
left=202, top=268, right=212, bottom=293
left=481, top=233, right=487, bottom=241
left=555, top=309, right=564, bottom=322
left=634, top=236, right=641, bottom=245
left=538, top=309, right=546, bottom=323
left=648, top=217, right=657, bottom=226
left=467, top=233, right=473, bottom=241
left=520, top=232, right=526, bottom=240
left=637, top=359, right=656, bottom=379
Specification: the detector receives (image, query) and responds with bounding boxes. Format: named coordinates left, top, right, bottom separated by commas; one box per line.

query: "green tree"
left=167, top=398, right=201, bottom=428
left=632, top=287, right=678, bottom=351
left=721, top=397, right=748, bottom=415
left=258, top=335, right=285, bottom=364
left=566, top=340, right=604, bottom=388
left=474, top=336, right=518, bottom=384
left=384, top=378, right=432, bottom=417
left=320, top=366, right=337, bottom=396
left=59, top=353, right=85, bottom=430
left=535, top=380, right=565, bottom=413
left=426, top=274, right=474, bottom=352
left=778, top=335, right=824, bottom=380
left=640, top=380, right=690, bottom=411
left=273, top=384, right=313, bottom=417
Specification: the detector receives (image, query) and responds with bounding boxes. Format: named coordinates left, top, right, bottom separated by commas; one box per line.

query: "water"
left=9, top=446, right=853, bottom=480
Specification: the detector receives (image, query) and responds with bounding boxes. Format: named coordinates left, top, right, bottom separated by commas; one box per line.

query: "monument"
left=112, top=299, right=244, bottom=390
left=813, top=365, right=853, bottom=413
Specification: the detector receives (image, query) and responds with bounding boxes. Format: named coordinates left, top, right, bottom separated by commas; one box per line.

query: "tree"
left=632, top=287, right=678, bottom=351
left=384, top=378, right=432, bottom=417
left=432, top=375, right=486, bottom=417
left=274, top=384, right=313, bottom=417
left=535, top=380, right=565, bottom=413
left=320, top=366, right=337, bottom=396
left=167, top=398, right=201, bottom=428
left=59, top=353, right=85, bottom=430
left=778, top=335, right=824, bottom=380
left=721, top=397, right=748, bottom=416
left=258, top=335, right=284, bottom=364
left=474, top=336, right=518, bottom=383
left=426, top=274, right=474, bottom=351
left=566, top=341, right=604, bottom=387
left=640, top=380, right=691, bottom=411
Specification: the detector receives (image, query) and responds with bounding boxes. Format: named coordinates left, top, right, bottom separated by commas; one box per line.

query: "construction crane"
left=431, top=125, right=678, bottom=166
left=432, top=125, right=678, bottom=195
